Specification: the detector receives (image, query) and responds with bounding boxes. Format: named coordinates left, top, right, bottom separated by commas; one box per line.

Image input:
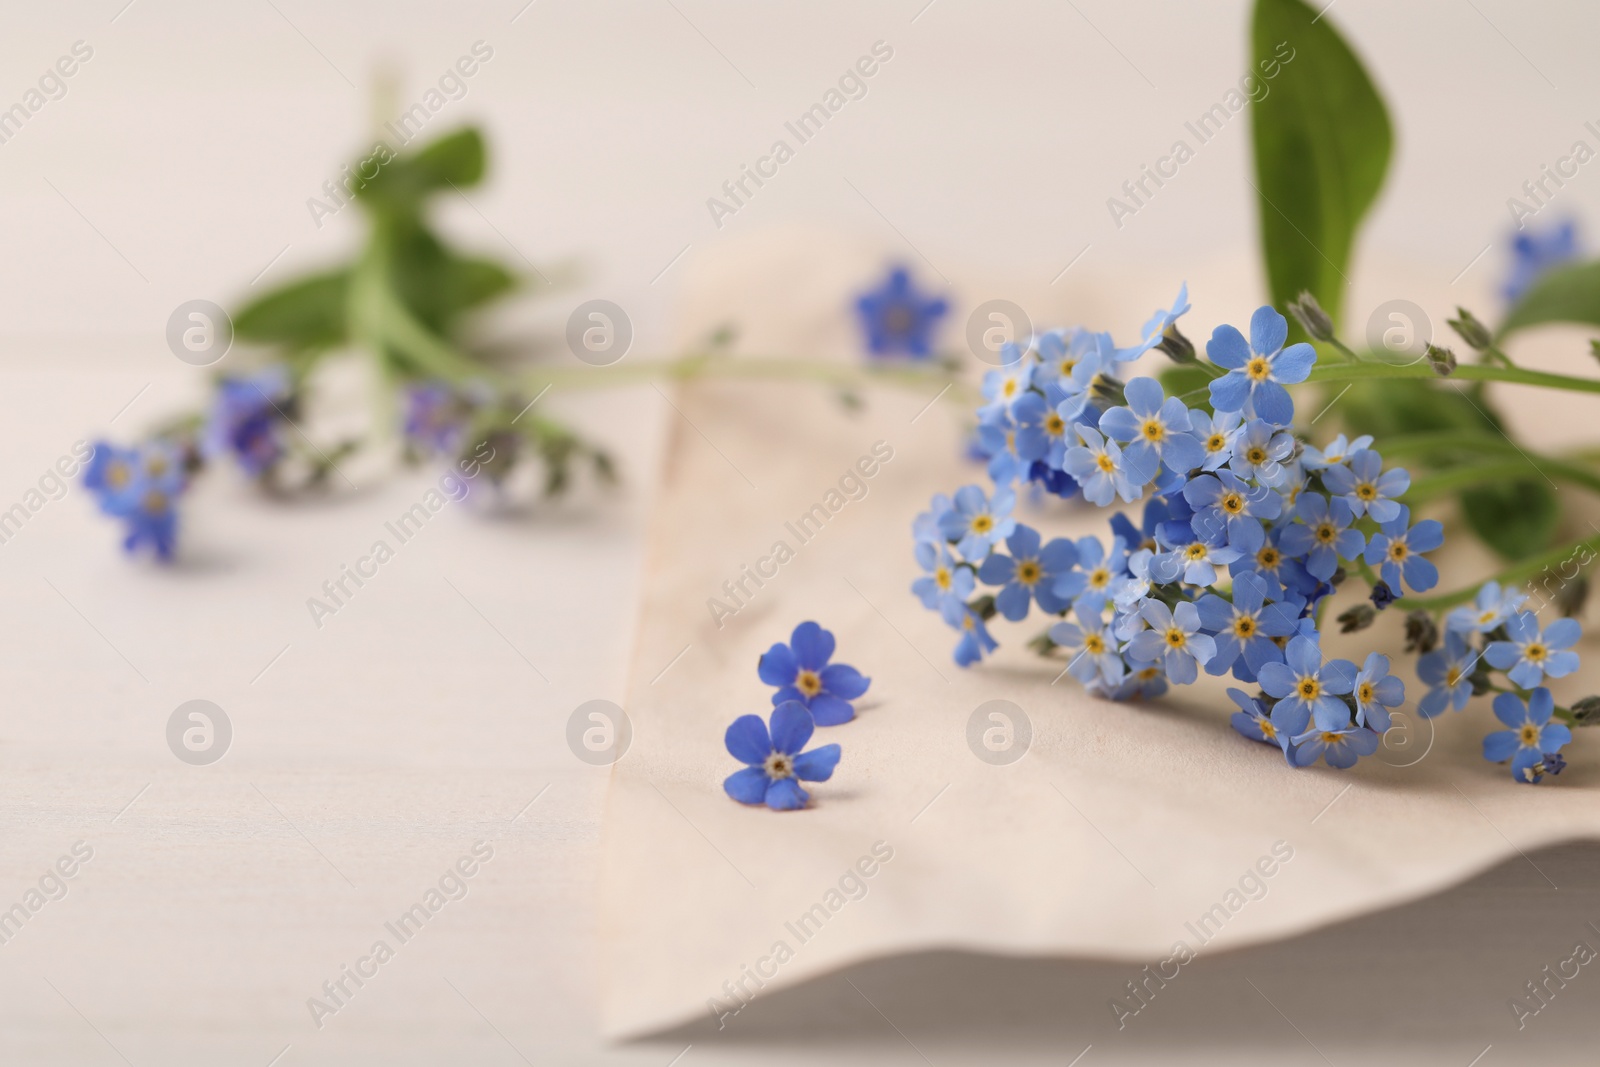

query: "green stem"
left=1307, top=361, right=1600, bottom=394
left=1407, top=457, right=1600, bottom=501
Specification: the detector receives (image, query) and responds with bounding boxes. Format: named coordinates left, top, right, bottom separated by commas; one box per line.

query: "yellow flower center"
left=1221, top=493, right=1245, bottom=515
left=1095, top=453, right=1117, bottom=473
left=1445, top=667, right=1462, bottom=687
left=1232, top=616, right=1256, bottom=638
left=1319, top=731, right=1345, bottom=744
left=1388, top=541, right=1409, bottom=561
left=143, top=490, right=168, bottom=514
left=1257, top=546, right=1281, bottom=569
left=1246, top=356, right=1272, bottom=382
left=107, top=463, right=130, bottom=489
left=935, top=566, right=952, bottom=590
left=1002, top=378, right=1018, bottom=398
left=1084, top=634, right=1106, bottom=654
left=1059, top=358, right=1077, bottom=376
left=1525, top=642, right=1548, bottom=663
left=796, top=670, right=822, bottom=697
left=1358, top=682, right=1375, bottom=703
left=1017, top=560, right=1042, bottom=585
left=1141, top=419, right=1165, bottom=443
left=1045, top=413, right=1066, bottom=435
left=1164, top=627, right=1187, bottom=649
left=1297, top=677, right=1321, bottom=701
left=1261, top=720, right=1278, bottom=740
left=1206, top=433, right=1226, bottom=453
left=1355, top=483, right=1378, bottom=501
left=1088, top=568, right=1110, bottom=589
left=1315, top=523, right=1337, bottom=544
left=971, top=514, right=994, bottom=534
left=1519, top=723, right=1541, bottom=746
left=1246, top=447, right=1266, bottom=464
left=764, top=753, right=794, bottom=778
left=1184, top=543, right=1208, bottom=561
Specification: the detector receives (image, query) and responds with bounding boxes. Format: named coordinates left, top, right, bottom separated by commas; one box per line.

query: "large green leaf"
left=233, top=270, right=349, bottom=349
left=1462, top=479, right=1560, bottom=560
left=1498, top=259, right=1600, bottom=339
left=1249, top=0, right=1392, bottom=332
left=357, top=127, right=486, bottom=212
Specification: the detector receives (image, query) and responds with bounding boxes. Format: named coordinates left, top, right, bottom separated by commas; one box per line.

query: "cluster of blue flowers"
left=1412, top=581, right=1585, bottom=784
left=911, top=289, right=1459, bottom=771
left=83, top=367, right=292, bottom=560
left=723, top=622, right=868, bottom=810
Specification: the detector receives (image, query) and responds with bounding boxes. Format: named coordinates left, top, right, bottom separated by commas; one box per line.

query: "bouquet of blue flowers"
left=910, top=0, right=1600, bottom=784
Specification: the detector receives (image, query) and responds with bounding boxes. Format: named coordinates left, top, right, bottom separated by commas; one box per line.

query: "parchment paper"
left=598, top=234, right=1600, bottom=1038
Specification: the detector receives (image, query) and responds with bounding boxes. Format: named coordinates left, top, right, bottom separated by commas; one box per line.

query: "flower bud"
left=1337, top=604, right=1375, bottom=633
left=1155, top=323, right=1196, bottom=364
left=1403, top=610, right=1438, bottom=654
left=1369, top=580, right=1397, bottom=610
left=1569, top=695, right=1600, bottom=725
left=1288, top=291, right=1335, bottom=343
left=1555, top=576, right=1589, bottom=619
left=1425, top=343, right=1457, bottom=377
left=1446, top=307, right=1492, bottom=352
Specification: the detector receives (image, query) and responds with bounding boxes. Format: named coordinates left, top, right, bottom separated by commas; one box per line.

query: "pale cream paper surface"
left=598, top=236, right=1600, bottom=1038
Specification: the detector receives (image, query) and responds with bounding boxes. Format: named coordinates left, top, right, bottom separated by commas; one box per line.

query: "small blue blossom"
left=1322, top=449, right=1409, bottom=523
left=943, top=599, right=999, bottom=666
left=1301, top=433, right=1373, bottom=472
left=1290, top=724, right=1380, bottom=769
left=1277, top=493, right=1364, bottom=581
left=1125, top=600, right=1215, bottom=685
left=723, top=701, right=842, bottom=810
left=855, top=266, right=948, bottom=358
left=1228, top=419, right=1297, bottom=488
left=913, top=492, right=954, bottom=546
left=1183, top=469, right=1282, bottom=554
left=1363, top=506, right=1443, bottom=594
left=1483, top=687, right=1571, bottom=784
left=1150, top=519, right=1242, bottom=586
left=1195, top=571, right=1297, bottom=681
left=1099, top=377, right=1205, bottom=478
left=1484, top=611, right=1581, bottom=690
left=912, top=541, right=974, bottom=612
left=757, top=621, right=871, bottom=726
left=1066, top=535, right=1129, bottom=609
left=1189, top=408, right=1243, bottom=472
left=1228, top=687, right=1291, bottom=758
left=1206, top=306, right=1316, bottom=425
left=979, top=359, right=1035, bottom=418
left=1033, top=327, right=1100, bottom=387
left=207, top=367, right=291, bottom=477
left=1012, top=389, right=1074, bottom=470
left=1116, top=283, right=1191, bottom=362
left=975, top=410, right=1031, bottom=487
left=1416, top=629, right=1478, bottom=718
left=939, top=484, right=1017, bottom=560
left=1063, top=425, right=1151, bottom=506
left=85, top=440, right=189, bottom=561
left=1503, top=221, right=1579, bottom=305
left=1049, top=607, right=1125, bottom=687
left=403, top=381, right=470, bottom=454
left=1446, top=580, right=1528, bottom=636
left=1351, top=652, right=1405, bottom=732
left=977, top=523, right=1079, bottom=620
left=1258, top=635, right=1358, bottom=733
left=1107, top=661, right=1168, bottom=701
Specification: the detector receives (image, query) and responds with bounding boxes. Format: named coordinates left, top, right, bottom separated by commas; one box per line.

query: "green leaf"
left=1498, top=258, right=1600, bottom=339
left=233, top=270, right=349, bottom=350
left=357, top=127, right=487, bottom=211
left=1160, top=364, right=1215, bottom=413
left=1461, top=479, right=1559, bottom=560
left=1249, top=0, right=1392, bottom=331
left=387, top=225, right=517, bottom=335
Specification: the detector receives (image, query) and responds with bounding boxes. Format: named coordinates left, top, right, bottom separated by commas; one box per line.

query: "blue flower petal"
left=725, top=714, right=771, bottom=764
left=790, top=621, right=836, bottom=670
left=808, top=693, right=856, bottom=726
left=792, top=743, right=842, bottom=781
left=1249, top=305, right=1288, bottom=356
left=1272, top=342, right=1316, bottom=383
left=769, top=700, right=816, bottom=754
left=1207, top=324, right=1251, bottom=369
left=765, top=777, right=810, bottom=810
left=757, top=642, right=799, bottom=686
left=724, top=766, right=771, bottom=804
